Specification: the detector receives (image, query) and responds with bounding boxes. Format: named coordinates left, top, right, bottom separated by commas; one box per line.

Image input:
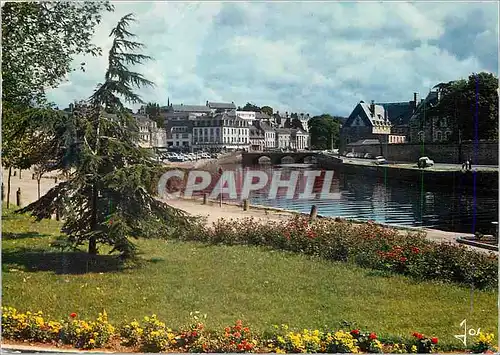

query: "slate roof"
left=249, top=125, right=264, bottom=137
left=276, top=128, right=293, bottom=135
left=208, top=102, right=236, bottom=110
left=376, top=102, right=413, bottom=126
left=170, top=104, right=211, bottom=113
left=257, top=121, right=274, bottom=132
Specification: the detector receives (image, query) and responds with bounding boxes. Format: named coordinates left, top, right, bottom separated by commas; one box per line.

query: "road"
left=337, top=156, right=498, bottom=172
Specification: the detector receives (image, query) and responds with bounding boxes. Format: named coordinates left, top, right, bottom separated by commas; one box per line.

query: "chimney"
left=370, top=100, right=375, bottom=117
left=206, top=100, right=209, bottom=106
left=167, top=97, right=170, bottom=107
left=413, top=92, right=419, bottom=110
left=285, top=111, right=289, bottom=118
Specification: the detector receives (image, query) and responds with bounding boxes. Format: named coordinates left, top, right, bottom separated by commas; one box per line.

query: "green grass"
left=2, top=207, right=497, bottom=349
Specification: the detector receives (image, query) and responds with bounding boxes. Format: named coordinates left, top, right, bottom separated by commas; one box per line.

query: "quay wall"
left=345, top=141, right=498, bottom=165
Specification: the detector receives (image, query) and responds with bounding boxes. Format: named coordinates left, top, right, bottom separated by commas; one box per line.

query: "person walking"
left=468, top=158, right=472, bottom=170
left=465, top=159, right=470, bottom=171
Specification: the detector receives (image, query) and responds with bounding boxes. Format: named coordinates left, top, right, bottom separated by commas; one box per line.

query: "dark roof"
left=249, top=126, right=264, bottom=137
left=376, top=102, right=413, bottom=126
left=208, top=102, right=236, bottom=110
left=171, top=104, right=211, bottom=113
left=257, top=121, right=274, bottom=132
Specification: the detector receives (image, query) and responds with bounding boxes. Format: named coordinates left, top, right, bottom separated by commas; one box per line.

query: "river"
left=198, top=163, right=498, bottom=234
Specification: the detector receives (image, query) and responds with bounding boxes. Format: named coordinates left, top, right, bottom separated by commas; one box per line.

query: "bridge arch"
left=257, top=155, right=272, bottom=165
left=280, top=155, right=295, bottom=164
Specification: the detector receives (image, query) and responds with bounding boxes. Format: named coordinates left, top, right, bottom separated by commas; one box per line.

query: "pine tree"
left=18, top=14, right=196, bottom=259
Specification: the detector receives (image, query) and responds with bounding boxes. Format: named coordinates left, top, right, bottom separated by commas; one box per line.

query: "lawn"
left=1, top=207, right=497, bottom=349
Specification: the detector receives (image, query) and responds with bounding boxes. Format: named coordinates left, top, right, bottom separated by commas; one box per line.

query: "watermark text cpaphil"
left=157, top=169, right=341, bottom=201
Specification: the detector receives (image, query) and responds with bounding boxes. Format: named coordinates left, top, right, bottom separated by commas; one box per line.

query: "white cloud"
left=45, top=1, right=498, bottom=116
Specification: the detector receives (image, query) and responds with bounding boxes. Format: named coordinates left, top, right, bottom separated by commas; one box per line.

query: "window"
left=445, top=131, right=452, bottom=140
left=436, top=131, right=442, bottom=142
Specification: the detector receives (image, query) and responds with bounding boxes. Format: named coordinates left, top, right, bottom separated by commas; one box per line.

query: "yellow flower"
left=411, top=345, right=418, bottom=353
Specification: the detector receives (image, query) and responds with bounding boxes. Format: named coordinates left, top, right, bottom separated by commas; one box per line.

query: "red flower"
left=191, top=331, right=198, bottom=337
left=350, top=329, right=360, bottom=336
left=413, top=332, right=423, bottom=340
left=225, top=327, right=231, bottom=333
left=400, top=257, right=408, bottom=262
left=235, top=325, right=242, bottom=331
left=70, top=312, right=77, bottom=318
left=243, top=327, right=250, bottom=332
left=237, top=343, right=244, bottom=350
left=369, top=332, right=377, bottom=340
left=411, top=247, right=420, bottom=254
left=245, top=343, right=253, bottom=350
left=234, top=332, right=242, bottom=338
left=431, top=337, right=438, bottom=344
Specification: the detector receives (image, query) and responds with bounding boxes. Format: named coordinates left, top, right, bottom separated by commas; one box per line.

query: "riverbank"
left=166, top=196, right=496, bottom=254
left=317, top=155, right=498, bottom=190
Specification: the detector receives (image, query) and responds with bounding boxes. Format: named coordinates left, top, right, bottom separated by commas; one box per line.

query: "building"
left=135, top=114, right=167, bottom=149
left=408, top=89, right=452, bottom=143
left=165, top=119, right=193, bottom=149
left=291, top=128, right=309, bottom=150
left=340, top=100, right=392, bottom=152
left=249, top=125, right=265, bottom=151
left=207, top=101, right=236, bottom=113
left=192, top=110, right=250, bottom=151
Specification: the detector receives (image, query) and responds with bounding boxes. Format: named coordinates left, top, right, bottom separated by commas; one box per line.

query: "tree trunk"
left=7, top=167, right=12, bottom=208
left=88, top=184, right=98, bottom=255
left=37, top=178, right=41, bottom=199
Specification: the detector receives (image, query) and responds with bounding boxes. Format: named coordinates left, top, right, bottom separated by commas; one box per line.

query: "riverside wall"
left=316, top=156, right=498, bottom=191
left=346, top=141, right=498, bottom=165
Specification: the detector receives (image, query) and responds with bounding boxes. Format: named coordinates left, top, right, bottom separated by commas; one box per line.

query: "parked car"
left=418, top=156, right=434, bottom=168
left=364, top=153, right=374, bottom=159
left=374, top=156, right=388, bottom=165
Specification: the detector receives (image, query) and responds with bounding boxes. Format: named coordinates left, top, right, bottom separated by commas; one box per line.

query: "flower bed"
left=180, top=216, right=498, bottom=290
left=2, top=307, right=497, bottom=353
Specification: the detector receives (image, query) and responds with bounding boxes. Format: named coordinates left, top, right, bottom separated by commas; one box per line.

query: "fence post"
left=1, top=182, right=4, bottom=201
left=243, top=199, right=249, bottom=211
left=56, top=208, right=60, bottom=221
left=16, top=188, right=21, bottom=207
left=309, top=205, right=318, bottom=222
left=19, top=169, right=22, bottom=179
left=203, top=193, right=207, bottom=205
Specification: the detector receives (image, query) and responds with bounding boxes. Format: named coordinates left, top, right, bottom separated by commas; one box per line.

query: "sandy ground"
left=2, top=166, right=496, bottom=254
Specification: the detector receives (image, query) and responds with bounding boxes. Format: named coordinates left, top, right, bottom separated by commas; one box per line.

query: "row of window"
left=193, top=127, right=249, bottom=136
left=417, top=130, right=452, bottom=142
left=193, top=136, right=250, bottom=143
left=194, top=120, right=250, bottom=127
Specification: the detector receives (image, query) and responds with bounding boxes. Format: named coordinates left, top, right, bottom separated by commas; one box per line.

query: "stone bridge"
left=242, top=151, right=322, bottom=166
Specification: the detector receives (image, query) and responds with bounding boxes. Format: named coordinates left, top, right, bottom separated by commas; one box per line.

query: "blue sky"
left=45, top=1, right=499, bottom=117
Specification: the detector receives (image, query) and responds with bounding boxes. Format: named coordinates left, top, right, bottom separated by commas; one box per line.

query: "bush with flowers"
left=3, top=306, right=496, bottom=353
left=181, top=215, right=497, bottom=289
left=60, top=310, right=115, bottom=349
left=471, top=332, right=496, bottom=353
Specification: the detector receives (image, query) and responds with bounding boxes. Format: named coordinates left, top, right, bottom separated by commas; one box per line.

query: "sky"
left=45, top=1, right=499, bottom=117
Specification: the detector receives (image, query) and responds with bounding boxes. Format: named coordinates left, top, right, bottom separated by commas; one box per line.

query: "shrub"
left=471, top=332, right=496, bottom=353
left=181, top=215, right=498, bottom=289
left=1, top=306, right=62, bottom=343
left=60, top=311, right=114, bottom=349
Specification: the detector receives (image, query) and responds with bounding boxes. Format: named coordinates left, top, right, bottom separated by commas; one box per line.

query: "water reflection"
left=193, top=164, right=497, bottom=234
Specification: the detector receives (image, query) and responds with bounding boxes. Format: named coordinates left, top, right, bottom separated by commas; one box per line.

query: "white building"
left=291, top=128, right=309, bottom=150
left=276, top=128, right=292, bottom=149
left=192, top=111, right=250, bottom=151
left=235, top=110, right=256, bottom=124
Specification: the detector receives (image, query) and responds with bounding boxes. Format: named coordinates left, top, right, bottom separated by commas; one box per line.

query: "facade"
left=249, top=125, right=265, bottom=151
left=192, top=111, right=250, bottom=151
left=408, top=89, right=452, bottom=143
left=292, top=128, right=309, bottom=150
left=165, top=119, right=193, bottom=148
left=340, top=100, right=392, bottom=152
left=135, top=114, right=167, bottom=148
